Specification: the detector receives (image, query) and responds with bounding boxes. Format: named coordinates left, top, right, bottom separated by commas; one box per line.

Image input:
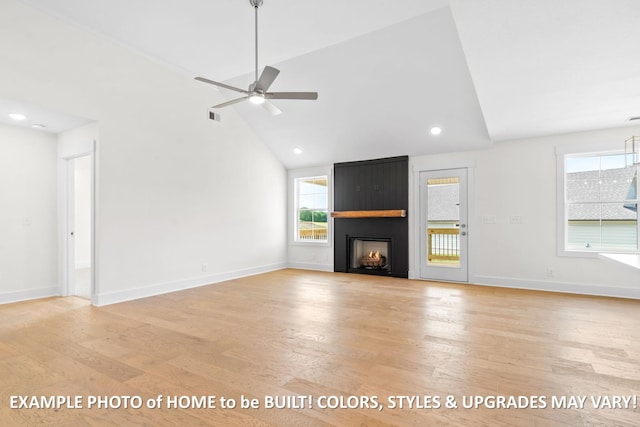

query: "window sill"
left=598, top=253, right=640, bottom=271
left=291, top=240, right=331, bottom=247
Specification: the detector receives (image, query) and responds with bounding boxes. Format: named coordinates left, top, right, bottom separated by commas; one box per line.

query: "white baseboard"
left=0, top=286, right=59, bottom=305
left=8, top=269, right=634, bottom=308
left=473, top=275, right=640, bottom=300
left=287, top=262, right=334, bottom=272
left=93, top=262, right=287, bottom=307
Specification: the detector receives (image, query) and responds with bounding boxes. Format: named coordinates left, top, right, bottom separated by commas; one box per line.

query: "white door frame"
left=410, top=159, right=475, bottom=282
left=59, top=140, right=96, bottom=302
left=419, top=168, right=468, bottom=282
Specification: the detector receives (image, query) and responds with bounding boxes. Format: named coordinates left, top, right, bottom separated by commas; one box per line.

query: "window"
left=561, top=151, right=638, bottom=254
left=294, top=176, right=329, bottom=243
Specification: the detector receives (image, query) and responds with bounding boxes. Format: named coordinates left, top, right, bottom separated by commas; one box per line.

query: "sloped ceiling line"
left=16, top=0, right=640, bottom=168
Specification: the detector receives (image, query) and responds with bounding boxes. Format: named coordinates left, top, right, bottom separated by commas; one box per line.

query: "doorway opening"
left=63, top=152, right=94, bottom=301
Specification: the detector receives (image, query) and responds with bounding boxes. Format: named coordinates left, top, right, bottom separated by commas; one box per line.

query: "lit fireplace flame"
left=368, top=250, right=381, bottom=260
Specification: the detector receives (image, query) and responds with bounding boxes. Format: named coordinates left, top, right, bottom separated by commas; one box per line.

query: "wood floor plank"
left=1, top=269, right=639, bottom=425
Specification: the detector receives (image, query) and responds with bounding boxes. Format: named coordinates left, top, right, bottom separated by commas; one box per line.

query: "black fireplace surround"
left=333, top=156, right=409, bottom=278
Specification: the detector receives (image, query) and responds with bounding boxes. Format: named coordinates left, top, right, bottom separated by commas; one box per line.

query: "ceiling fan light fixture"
left=249, top=94, right=265, bottom=105
left=195, top=0, right=317, bottom=115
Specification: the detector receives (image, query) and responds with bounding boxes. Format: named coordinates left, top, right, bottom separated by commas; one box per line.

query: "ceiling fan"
left=195, top=0, right=318, bottom=116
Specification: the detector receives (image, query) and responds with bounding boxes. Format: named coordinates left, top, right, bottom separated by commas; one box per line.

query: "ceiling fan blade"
left=261, top=100, right=282, bottom=116
left=212, top=96, right=249, bottom=109
left=266, top=92, right=318, bottom=100
left=254, top=66, right=280, bottom=92
left=195, top=77, right=250, bottom=94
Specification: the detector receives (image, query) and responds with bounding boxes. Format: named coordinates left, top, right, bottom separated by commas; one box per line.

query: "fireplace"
left=334, top=217, right=407, bottom=277
left=332, top=156, right=409, bottom=278
left=349, top=237, right=392, bottom=274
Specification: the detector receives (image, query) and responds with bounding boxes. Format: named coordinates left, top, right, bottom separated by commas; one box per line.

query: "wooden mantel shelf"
left=331, top=209, right=406, bottom=219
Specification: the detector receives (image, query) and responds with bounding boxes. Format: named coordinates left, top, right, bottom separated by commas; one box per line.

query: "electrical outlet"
left=201, top=263, right=208, bottom=272
left=483, top=215, right=497, bottom=224
left=546, top=268, right=554, bottom=278
left=509, top=215, right=523, bottom=224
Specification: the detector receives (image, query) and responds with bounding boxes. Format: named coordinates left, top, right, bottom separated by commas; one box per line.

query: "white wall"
left=287, top=125, right=640, bottom=299
left=0, top=0, right=287, bottom=305
left=410, top=125, right=640, bottom=299
left=0, top=124, right=58, bottom=303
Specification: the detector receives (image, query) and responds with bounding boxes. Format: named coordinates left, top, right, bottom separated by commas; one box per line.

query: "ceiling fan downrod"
left=250, top=0, right=263, bottom=84
left=194, top=0, right=317, bottom=115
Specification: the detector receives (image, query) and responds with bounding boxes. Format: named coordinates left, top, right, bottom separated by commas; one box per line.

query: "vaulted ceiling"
left=17, top=0, right=640, bottom=168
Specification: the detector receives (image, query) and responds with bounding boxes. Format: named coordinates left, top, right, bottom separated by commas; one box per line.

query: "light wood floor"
left=1, top=269, right=639, bottom=426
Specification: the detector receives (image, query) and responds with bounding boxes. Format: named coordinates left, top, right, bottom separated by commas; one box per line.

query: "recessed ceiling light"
left=430, top=126, right=442, bottom=135
left=293, top=147, right=303, bottom=155
left=9, top=113, right=27, bottom=121
left=31, top=124, right=46, bottom=129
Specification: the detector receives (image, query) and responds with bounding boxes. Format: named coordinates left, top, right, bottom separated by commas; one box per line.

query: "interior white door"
left=65, top=158, right=76, bottom=296
left=65, top=154, right=93, bottom=299
left=420, top=168, right=468, bottom=282
left=72, top=155, right=92, bottom=299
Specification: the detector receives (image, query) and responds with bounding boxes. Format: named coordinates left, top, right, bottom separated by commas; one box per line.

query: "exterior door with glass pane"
left=420, top=168, right=468, bottom=282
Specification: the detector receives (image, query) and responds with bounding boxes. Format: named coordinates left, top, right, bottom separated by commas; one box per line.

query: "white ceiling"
left=18, top=0, right=640, bottom=168
left=0, top=97, right=91, bottom=134
left=450, top=0, right=640, bottom=142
